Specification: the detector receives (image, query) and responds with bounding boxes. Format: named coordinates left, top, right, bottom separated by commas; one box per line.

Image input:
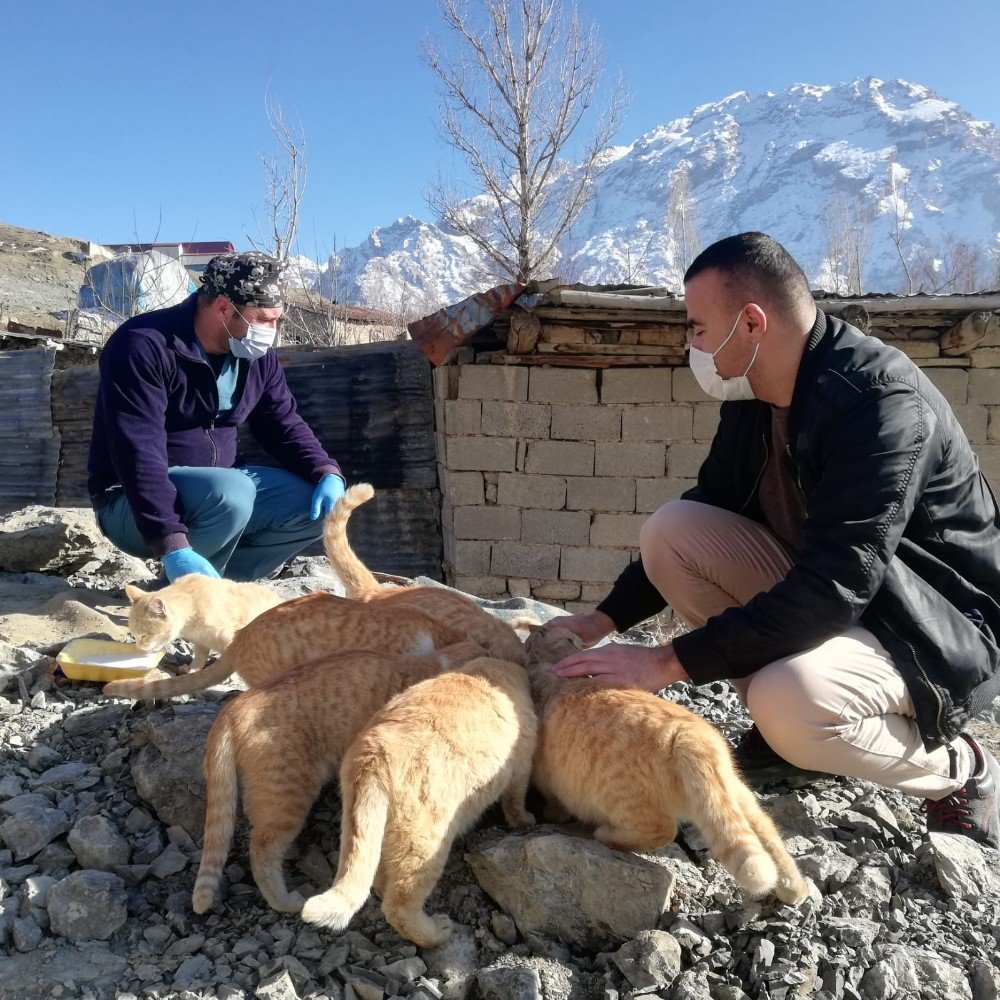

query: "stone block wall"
left=434, top=358, right=1000, bottom=613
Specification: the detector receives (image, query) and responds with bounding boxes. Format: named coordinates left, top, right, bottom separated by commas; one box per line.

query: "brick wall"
left=435, top=357, right=1000, bottom=613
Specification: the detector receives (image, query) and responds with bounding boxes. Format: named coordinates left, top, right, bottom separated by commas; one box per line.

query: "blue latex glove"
left=161, top=548, right=221, bottom=582
left=310, top=474, right=346, bottom=520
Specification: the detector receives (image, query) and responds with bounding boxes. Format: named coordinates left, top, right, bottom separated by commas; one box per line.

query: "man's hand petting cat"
left=553, top=641, right=688, bottom=691
left=550, top=610, right=616, bottom=647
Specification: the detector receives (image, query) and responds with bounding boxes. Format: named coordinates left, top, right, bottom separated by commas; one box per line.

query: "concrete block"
left=521, top=509, right=591, bottom=545
left=621, top=405, right=693, bottom=442
left=532, top=580, right=581, bottom=601
left=447, top=436, right=517, bottom=471
left=496, top=473, right=567, bottom=510
left=440, top=469, right=485, bottom=506
left=451, top=540, right=491, bottom=575
left=564, top=601, right=598, bottom=615
left=525, top=440, right=595, bottom=476
left=580, top=583, right=612, bottom=602
left=445, top=399, right=482, bottom=435
left=693, top=402, right=722, bottom=441
left=453, top=505, right=521, bottom=540
left=565, top=476, right=636, bottom=512
left=433, top=365, right=459, bottom=401
left=666, top=443, right=710, bottom=478
left=601, top=368, right=672, bottom=404
left=507, top=578, right=532, bottom=598
left=977, top=444, right=1000, bottom=479
left=988, top=408, right=1000, bottom=442
left=491, top=542, right=561, bottom=579
left=970, top=369, right=1000, bottom=405
left=453, top=574, right=508, bottom=596
left=528, top=367, right=598, bottom=404
left=481, top=400, right=551, bottom=438
left=560, top=546, right=631, bottom=582
left=636, top=478, right=696, bottom=512
left=550, top=405, right=621, bottom=442
left=458, top=365, right=528, bottom=401
left=953, top=404, right=989, bottom=444
left=595, top=442, right=664, bottom=477
left=672, top=367, right=708, bottom=402
left=928, top=368, right=970, bottom=405
left=590, top=513, right=648, bottom=548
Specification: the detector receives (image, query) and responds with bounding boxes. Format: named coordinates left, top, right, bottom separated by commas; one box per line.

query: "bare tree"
left=822, top=191, right=870, bottom=295
left=885, top=162, right=917, bottom=294
left=665, top=161, right=700, bottom=280
left=914, top=235, right=985, bottom=294
left=248, top=93, right=306, bottom=262
left=424, top=0, right=628, bottom=284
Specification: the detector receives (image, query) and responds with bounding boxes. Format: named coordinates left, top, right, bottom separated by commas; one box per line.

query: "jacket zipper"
left=205, top=421, right=218, bottom=467
left=875, top=610, right=946, bottom=743
left=785, top=445, right=808, bottom=515
left=739, top=432, right=769, bottom=513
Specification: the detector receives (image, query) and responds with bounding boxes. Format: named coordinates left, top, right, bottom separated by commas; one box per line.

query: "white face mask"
left=688, top=312, right=760, bottom=401
left=225, top=310, right=277, bottom=361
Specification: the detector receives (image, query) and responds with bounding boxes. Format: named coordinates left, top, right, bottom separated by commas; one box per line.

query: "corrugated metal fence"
left=0, top=346, right=60, bottom=512
left=4, top=341, right=442, bottom=579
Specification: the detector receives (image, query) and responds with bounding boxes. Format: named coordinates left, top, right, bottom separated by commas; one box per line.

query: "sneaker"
left=734, top=724, right=827, bottom=789
left=923, top=734, right=1000, bottom=849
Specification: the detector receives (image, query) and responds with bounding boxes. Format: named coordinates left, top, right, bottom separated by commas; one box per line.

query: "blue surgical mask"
left=225, top=311, right=277, bottom=361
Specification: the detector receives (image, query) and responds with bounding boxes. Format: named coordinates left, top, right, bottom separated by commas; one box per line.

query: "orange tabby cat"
left=323, top=483, right=525, bottom=664
left=524, top=627, right=808, bottom=905
left=300, top=654, right=537, bottom=947
left=124, top=577, right=284, bottom=674
left=192, top=640, right=489, bottom=915
left=103, top=591, right=470, bottom=700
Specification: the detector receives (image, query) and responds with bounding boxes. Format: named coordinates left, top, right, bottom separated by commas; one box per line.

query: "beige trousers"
left=640, top=499, right=968, bottom=799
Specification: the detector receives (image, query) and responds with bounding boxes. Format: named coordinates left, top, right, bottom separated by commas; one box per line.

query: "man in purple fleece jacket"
left=88, top=251, right=345, bottom=582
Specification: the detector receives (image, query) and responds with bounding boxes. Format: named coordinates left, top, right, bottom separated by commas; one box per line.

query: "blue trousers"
left=96, top=466, right=323, bottom=581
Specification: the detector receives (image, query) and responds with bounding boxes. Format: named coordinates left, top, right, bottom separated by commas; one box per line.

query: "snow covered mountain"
left=305, top=78, right=1000, bottom=311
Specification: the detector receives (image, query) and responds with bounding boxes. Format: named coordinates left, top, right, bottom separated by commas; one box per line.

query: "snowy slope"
left=308, top=78, right=1000, bottom=310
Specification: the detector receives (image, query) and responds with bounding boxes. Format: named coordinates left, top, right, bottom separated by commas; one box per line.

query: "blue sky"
left=5, top=1, right=1000, bottom=256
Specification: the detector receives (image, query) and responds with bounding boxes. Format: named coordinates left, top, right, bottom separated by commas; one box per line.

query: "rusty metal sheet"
left=0, top=347, right=60, bottom=512
left=407, top=283, right=524, bottom=365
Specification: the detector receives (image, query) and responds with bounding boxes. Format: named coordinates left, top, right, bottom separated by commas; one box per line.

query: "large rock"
left=46, top=870, right=128, bottom=942
left=611, top=930, right=683, bottom=992
left=928, top=832, right=1000, bottom=901
left=67, top=815, right=131, bottom=871
left=0, top=592, right=128, bottom=648
left=466, top=829, right=674, bottom=951
left=0, top=944, right=128, bottom=1000
left=130, top=703, right=220, bottom=836
left=0, top=505, right=152, bottom=579
left=0, top=805, right=71, bottom=860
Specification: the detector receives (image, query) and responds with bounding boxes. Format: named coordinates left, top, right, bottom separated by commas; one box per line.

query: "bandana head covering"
left=201, top=251, right=287, bottom=308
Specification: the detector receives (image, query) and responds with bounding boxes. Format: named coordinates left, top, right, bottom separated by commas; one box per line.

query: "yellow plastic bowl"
left=56, top=638, right=163, bottom=683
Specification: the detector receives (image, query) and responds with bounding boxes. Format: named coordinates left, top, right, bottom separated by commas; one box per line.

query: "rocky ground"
left=1, top=506, right=999, bottom=1000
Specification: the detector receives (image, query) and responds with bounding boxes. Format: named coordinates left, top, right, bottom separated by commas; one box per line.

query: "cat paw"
left=505, top=809, right=536, bottom=828
left=270, top=890, right=306, bottom=913
left=775, top=875, right=809, bottom=906
left=418, top=913, right=453, bottom=948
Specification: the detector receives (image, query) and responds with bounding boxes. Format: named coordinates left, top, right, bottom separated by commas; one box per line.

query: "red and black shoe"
left=923, top=734, right=1000, bottom=849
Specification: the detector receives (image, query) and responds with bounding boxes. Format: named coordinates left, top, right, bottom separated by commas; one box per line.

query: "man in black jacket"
left=555, top=232, right=1000, bottom=847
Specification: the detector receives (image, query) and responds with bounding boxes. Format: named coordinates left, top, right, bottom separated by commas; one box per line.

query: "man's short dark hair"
left=684, top=232, right=813, bottom=319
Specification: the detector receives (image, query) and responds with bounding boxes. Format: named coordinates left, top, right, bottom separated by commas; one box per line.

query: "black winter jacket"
left=597, top=310, right=1000, bottom=747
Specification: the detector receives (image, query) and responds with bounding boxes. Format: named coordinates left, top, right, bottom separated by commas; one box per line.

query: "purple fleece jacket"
left=87, top=294, right=342, bottom=557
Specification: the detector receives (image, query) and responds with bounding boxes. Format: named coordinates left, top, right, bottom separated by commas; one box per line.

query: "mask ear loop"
left=741, top=341, right=761, bottom=378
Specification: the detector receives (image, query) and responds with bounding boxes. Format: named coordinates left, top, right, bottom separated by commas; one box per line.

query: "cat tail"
left=322, top=482, right=380, bottom=598
left=191, top=715, right=238, bottom=913
left=674, top=729, right=779, bottom=897
left=102, top=649, right=236, bottom=700
left=300, top=748, right=389, bottom=931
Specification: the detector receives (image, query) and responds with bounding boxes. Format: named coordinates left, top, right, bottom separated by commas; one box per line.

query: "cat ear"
left=149, top=598, right=167, bottom=617
left=124, top=584, right=145, bottom=604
